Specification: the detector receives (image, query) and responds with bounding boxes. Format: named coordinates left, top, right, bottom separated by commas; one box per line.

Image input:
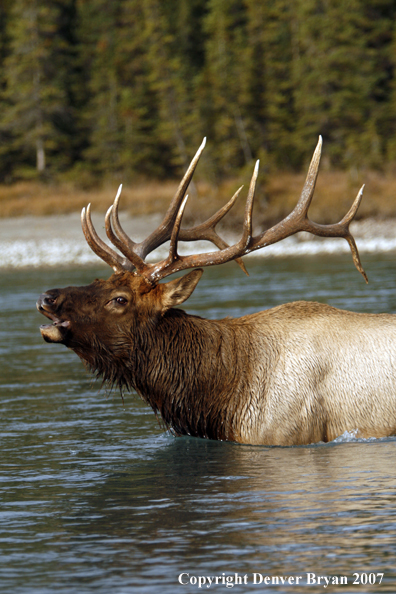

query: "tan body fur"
left=138, top=300, right=396, bottom=446
left=221, top=301, right=396, bottom=445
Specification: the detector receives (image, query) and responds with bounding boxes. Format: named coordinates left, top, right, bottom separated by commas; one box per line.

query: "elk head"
left=37, top=137, right=367, bottom=387
left=37, top=269, right=203, bottom=348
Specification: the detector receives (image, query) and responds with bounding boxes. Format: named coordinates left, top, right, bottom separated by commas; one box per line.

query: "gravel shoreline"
left=0, top=213, right=395, bottom=269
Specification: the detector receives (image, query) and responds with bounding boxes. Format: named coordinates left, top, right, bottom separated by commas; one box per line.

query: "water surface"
left=1, top=254, right=396, bottom=593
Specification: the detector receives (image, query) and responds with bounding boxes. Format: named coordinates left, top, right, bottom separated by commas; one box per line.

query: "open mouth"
left=37, top=305, right=71, bottom=343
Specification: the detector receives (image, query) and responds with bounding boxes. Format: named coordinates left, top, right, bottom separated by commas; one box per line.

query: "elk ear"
left=160, top=269, right=203, bottom=313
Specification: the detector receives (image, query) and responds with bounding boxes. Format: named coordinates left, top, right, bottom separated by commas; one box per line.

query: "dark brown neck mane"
left=80, top=308, right=252, bottom=441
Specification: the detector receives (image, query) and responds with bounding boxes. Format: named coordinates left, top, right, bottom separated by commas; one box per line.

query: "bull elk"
left=37, top=138, right=396, bottom=446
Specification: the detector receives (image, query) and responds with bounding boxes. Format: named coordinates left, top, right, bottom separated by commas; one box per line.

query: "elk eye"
left=115, top=296, right=128, bottom=305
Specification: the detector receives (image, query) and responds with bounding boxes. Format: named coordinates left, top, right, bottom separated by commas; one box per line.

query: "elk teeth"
left=53, top=320, right=70, bottom=328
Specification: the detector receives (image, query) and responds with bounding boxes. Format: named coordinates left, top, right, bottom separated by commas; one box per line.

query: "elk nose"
left=37, top=293, right=57, bottom=310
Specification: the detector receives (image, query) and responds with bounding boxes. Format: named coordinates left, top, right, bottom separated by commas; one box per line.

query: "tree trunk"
left=36, top=137, right=45, bottom=172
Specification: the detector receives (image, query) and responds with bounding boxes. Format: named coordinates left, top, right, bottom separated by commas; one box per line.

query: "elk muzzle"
left=37, top=293, right=71, bottom=343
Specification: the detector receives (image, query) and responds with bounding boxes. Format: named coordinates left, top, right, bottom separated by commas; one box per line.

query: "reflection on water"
left=1, top=253, right=396, bottom=593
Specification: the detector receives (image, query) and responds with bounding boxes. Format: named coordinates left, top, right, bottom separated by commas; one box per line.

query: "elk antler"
left=82, top=137, right=247, bottom=275
left=82, top=137, right=367, bottom=284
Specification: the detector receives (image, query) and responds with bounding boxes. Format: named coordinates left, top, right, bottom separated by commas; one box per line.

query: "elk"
left=37, top=138, right=396, bottom=446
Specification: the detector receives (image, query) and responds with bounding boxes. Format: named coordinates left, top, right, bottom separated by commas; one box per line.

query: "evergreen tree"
left=117, top=0, right=169, bottom=177
left=290, top=0, right=396, bottom=168
left=243, top=0, right=298, bottom=168
left=359, top=0, right=396, bottom=166
left=0, top=0, right=78, bottom=178
left=199, top=0, right=251, bottom=178
left=76, top=0, right=124, bottom=179
left=79, top=0, right=179, bottom=181
left=0, top=1, right=13, bottom=179
left=141, top=0, right=201, bottom=176
left=0, top=0, right=395, bottom=182
left=387, top=9, right=396, bottom=161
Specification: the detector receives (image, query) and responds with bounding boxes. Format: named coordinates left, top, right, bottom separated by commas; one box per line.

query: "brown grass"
left=264, top=169, right=396, bottom=224
left=0, top=169, right=395, bottom=229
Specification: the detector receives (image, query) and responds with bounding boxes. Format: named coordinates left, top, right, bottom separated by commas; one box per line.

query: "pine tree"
left=290, top=0, right=396, bottom=169
left=243, top=0, right=298, bottom=168
left=79, top=0, right=178, bottom=181
left=199, top=0, right=251, bottom=178
left=76, top=0, right=124, bottom=179
left=141, top=0, right=201, bottom=176
left=0, top=0, right=395, bottom=182
left=359, top=0, right=396, bottom=166
left=0, top=1, right=13, bottom=180
left=0, top=0, right=78, bottom=178
left=116, top=0, right=168, bottom=177
left=387, top=9, right=396, bottom=162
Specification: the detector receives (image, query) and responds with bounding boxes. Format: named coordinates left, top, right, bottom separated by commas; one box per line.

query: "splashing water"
left=332, top=429, right=387, bottom=444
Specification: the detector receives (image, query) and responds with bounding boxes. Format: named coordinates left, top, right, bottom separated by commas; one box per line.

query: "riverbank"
left=0, top=212, right=395, bottom=269
left=1, top=166, right=396, bottom=269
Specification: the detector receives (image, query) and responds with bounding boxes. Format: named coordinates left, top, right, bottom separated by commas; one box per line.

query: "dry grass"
left=0, top=180, right=180, bottom=218
left=0, top=168, right=395, bottom=229
left=263, top=169, right=396, bottom=224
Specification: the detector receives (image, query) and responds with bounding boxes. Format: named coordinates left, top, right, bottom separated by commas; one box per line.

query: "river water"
left=1, top=254, right=396, bottom=593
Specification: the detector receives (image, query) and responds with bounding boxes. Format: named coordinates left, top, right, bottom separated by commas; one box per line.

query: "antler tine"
left=82, top=204, right=130, bottom=273
left=340, top=184, right=365, bottom=226
left=315, top=184, right=368, bottom=283
left=137, top=137, right=207, bottom=260
left=289, top=184, right=368, bottom=282
left=292, top=135, right=322, bottom=220
left=244, top=139, right=367, bottom=281
left=169, top=195, right=189, bottom=262
left=110, top=185, right=137, bottom=253
left=101, top=140, right=248, bottom=272
left=178, top=186, right=249, bottom=275
left=150, top=195, right=189, bottom=279
left=144, top=160, right=261, bottom=283
left=239, top=159, right=259, bottom=250
left=180, top=186, right=243, bottom=241
left=105, top=185, right=149, bottom=274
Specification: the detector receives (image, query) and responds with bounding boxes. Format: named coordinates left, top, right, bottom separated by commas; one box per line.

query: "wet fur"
left=38, top=272, right=396, bottom=446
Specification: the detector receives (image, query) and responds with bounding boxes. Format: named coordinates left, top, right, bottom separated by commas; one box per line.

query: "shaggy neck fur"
left=79, top=308, right=254, bottom=441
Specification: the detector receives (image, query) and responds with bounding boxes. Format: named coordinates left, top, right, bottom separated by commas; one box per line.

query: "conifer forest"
left=0, top=0, right=396, bottom=187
